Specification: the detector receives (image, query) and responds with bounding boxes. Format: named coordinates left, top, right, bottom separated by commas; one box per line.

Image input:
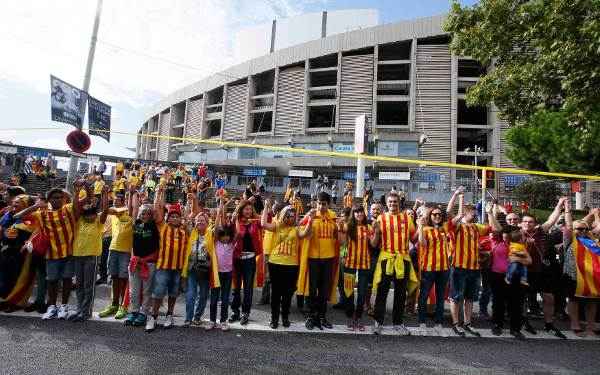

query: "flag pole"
left=66, top=0, right=103, bottom=190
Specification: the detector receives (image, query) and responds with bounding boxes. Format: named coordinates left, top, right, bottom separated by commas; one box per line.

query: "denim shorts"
left=46, top=257, right=74, bottom=282
left=449, top=267, right=481, bottom=302
left=152, top=269, right=181, bottom=299
left=108, top=251, right=131, bottom=278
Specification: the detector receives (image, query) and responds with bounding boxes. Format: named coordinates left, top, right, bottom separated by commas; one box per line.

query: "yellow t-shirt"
left=128, top=175, right=140, bottom=187
left=116, top=162, right=124, bottom=173
left=269, top=224, right=300, bottom=266
left=509, top=242, right=526, bottom=256
left=94, top=180, right=105, bottom=195
left=308, top=211, right=337, bottom=259
left=78, top=190, right=87, bottom=199
left=108, top=211, right=133, bottom=253
left=73, top=218, right=104, bottom=257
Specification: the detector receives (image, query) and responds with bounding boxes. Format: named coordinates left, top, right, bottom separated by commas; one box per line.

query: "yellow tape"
left=3, top=127, right=600, bottom=181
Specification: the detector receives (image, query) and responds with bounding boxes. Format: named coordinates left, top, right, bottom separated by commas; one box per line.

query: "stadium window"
left=239, top=148, right=257, bottom=159
left=172, top=101, right=186, bottom=124
left=310, top=70, right=337, bottom=87
left=377, top=64, right=410, bottom=81
left=309, top=54, right=338, bottom=69
left=458, top=59, right=486, bottom=78
left=456, top=128, right=491, bottom=152
left=207, top=120, right=221, bottom=137
left=308, top=105, right=336, bottom=129
left=457, top=99, right=488, bottom=125
left=251, top=112, right=273, bottom=133
left=378, top=40, right=412, bottom=61
left=376, top=101, right=409, bottom=126
left=207, top=87, right=223, bottom=105
left=253, top=70, right=274, bottom=95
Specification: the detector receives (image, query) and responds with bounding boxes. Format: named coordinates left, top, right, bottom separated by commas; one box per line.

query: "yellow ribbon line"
left=3, top=127, right=600, bottom=181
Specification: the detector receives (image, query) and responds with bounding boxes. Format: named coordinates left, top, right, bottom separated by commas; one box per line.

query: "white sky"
left=0, top=0, right=377, bottom=158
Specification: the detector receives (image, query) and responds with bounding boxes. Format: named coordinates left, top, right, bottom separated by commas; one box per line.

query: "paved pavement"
left=1, top=314, right=599, bottom=375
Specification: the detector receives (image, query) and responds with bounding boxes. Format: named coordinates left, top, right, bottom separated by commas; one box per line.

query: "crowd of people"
left=0, top=161, right=599, bottom=340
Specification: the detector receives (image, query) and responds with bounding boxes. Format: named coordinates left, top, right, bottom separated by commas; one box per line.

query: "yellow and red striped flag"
left=574, top=236, right=600, bottom=298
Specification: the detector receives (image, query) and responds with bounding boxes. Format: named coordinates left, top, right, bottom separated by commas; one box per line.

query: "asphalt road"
left=1, top=315, right=598, bottom=375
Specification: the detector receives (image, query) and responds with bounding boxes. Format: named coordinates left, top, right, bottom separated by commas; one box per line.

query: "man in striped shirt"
left=371, top=191, right=417, bottom=335
left=446, top=187, right=501, bottom=336
left=16, top=187, right=76, bottom=320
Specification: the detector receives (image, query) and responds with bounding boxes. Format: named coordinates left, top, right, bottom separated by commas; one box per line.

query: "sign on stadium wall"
left=378, top=171, right=411, bottom=181
left=289, top=169, right=314, bottom=178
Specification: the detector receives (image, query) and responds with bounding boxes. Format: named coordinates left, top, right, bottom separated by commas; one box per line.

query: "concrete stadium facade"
left=136, top=13, right=542, bottom=202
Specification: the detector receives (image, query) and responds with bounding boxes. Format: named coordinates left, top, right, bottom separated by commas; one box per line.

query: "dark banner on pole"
left=88, top=96, right=111, bottom=142
left=50, top=75, right=86, bottom=127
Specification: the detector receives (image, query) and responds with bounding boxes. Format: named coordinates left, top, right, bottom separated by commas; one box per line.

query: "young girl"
left=70, top=181, right=109, bottom=321
left=206, top=224, right=235, bottom=331
left=340, top=205, right=374, bottom=331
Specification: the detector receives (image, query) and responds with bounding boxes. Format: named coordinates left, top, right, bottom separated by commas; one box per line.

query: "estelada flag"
left=574, top=236, right=600, bottom=298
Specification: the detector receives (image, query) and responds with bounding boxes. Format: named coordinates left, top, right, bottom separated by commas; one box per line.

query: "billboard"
left=88, top=96, right=111, bottom=142
left=50, top=75, right=87, bottom=127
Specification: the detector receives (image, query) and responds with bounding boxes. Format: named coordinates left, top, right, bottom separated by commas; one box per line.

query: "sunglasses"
left=574, top=227, right=589, bottom=231
left=431, top=212, right=442, bottom=216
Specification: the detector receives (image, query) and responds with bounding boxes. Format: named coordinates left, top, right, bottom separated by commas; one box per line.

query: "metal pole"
left=356, top=155, right=366, bottom=198
left=66, top=0, right=103, bottom=189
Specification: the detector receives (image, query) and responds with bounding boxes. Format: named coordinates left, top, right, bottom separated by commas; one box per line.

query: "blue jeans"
left=210, top=272, right=232, bottom=323
left=506, top=262, right=528, bottom=283
left=479, top=269, right=492, bottom=314
left=344, top=268, right=370, bottom=319
left=185, top=271, right=210, bottom=322
left=231, top=257, right=256, bottom=316
left=152, top=269, right=181, bottom=299
left=418, top=270, right=450, bottom=324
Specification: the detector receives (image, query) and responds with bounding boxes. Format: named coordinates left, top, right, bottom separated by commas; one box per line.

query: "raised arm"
left=541, top=197, right=566, bottom=233
left=487, top=202, right=502, bottom=232
left=297, top=210, right=314, bottom=239
left=261, top=200, right=277, bottom=232
left=451, top=192, right=465, bottom=226
left=154, top=185, right=165, bottom=224
left=15, top=196, right=45, bottom=219
left=417, top=215, right=427, bottom=246
left=447, top=186, right=464, bottom=215
left=592, top=209, right=600, bottom=235
left=99, top=185, right=110, bottom=224
left=72, top=181, right=84, bottom=221
left=564, top=198, right=573, bottom=230
left=371, top=219, right=381, bottom=248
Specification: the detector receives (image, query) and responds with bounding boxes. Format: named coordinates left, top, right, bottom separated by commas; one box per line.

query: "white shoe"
left=66, top=309, right=80, bottom=321
left=205, top=321, right=216, bottom=331
left=163, top=314, right=174, bottom=329
left=372, top=322, right=383, bottom=335
left=393, top=324, right=411, bottom=336
left=434, top=324, right=443, bottom=330
left=57, top=304, right=69, bottom=320
left=419, top=323, right=427, bottom=329
left=145, top=316, right=156, bottom=332
left=220, top=321, right=230, bottom=331
left=42, top=305, right=58, bottom=320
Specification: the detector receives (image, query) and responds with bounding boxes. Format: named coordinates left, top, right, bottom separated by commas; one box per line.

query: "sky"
left=0, top=0, right=478, bottom=158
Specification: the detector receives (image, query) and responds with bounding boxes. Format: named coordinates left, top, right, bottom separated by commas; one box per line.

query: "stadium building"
left=135, top=12, right=541, bottom=202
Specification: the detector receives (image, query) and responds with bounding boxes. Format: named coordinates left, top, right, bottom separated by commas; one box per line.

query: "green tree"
left=512, top=177, right=563, bottom=210
left=443, top=0, right=600, bottom=173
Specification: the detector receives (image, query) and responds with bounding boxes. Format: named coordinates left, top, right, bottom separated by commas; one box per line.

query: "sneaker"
left=145, top=316, right=156, bottom=333
left=133, top=313, right=147, bottom=327
left=269, top=320, right=278, bottom=329
left=510, top=330, right=526, bottom=340
left=229, top=313, right=240, bottom=323
left=95, top=278, right=107, bottom=285
left=305, top=317, right=315, bottom=331
left=205, top=321, right=217, bottom=331
left=320, top=318, right=333, bottom=329
left=192, top=319, right=203, bottom=327
left=523, top=321, right=537, bottom=335
left=163, top=314, right=174, bottom=329
left=452, top=324, right=466, bottom=337
left=544, top=323, right=566, bottom=339
left=66, top=309, right=80, bottom=321
left=124, top=313, right=137, bottom=326
left=393, top=324, right=411, bottom=336
left=36, top=303, right=48, bottom=314
left=372, top=321, right=383, bottom=335
left=504, top=276, right=510, bottom=284
left=57, top=304, right=69, bottom=320
left=42, top=305, right=58, bottom=320
left=114, top=306, right=128, bottom=320
left=492, top=325, right=503, bottom=336
left=240, top=314, right=249, bottom=326
left=463, top=323, right=481, bottom=337
left=282, top=317, right=291, bottom=328
left=220, top=321, right=230, bottom=331
left=520, top=279, right=529, bottom=286
left=183, top=320, right=192, bottom=327
left=347, top=319, right=355, bottom=331
left=98, top=304, right=119, bottom=318
left=356, top=320, right=366, bottom=332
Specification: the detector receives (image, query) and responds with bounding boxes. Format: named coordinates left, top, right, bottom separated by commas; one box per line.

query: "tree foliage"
left=513, top=177, right=564, bottom=210
left=443, top=0, right=600, bottom=173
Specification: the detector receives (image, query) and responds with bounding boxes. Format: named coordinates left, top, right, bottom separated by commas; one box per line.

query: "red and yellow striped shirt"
left=419, top=223, right=451, bottom=272
left=156, top=223, right=189, bottom=271
left=308, top=213, right=337, bottom=259
left=269, top=225, right=300, bottom=266
left=452, top=222, right=490, bottom=270
left=33, top=204, right=75, bottom=260
left=377, top=212, right=415, bottom=255
left=345, top=224, right=372, bottom=270
left=343, top=194, right=353, bottom=209
left=292, top=198, right=304, bottom=215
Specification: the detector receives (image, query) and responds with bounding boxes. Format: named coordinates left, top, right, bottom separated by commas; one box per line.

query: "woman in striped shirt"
left=416, top=206, right=451, bottom=329
left=340, top=205, right=375, bottom=331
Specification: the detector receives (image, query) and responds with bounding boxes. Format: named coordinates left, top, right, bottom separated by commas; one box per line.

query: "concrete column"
left=450, top=54, right=458, bottom=187
left=409, top=38, right=417, bottom=132
left=271, top=67, right=279, bottom=136
left=372, top=44, right=379, bottom=129
left=220, top=84, right=228, bottom=140
left=303, top=60, right=310, bottom=134
left=335, top=51, right=342, bottom=131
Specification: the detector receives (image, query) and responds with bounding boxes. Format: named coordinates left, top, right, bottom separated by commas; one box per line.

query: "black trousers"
left=269, top=263, right=298, bottom=322
left=308, top=258, right=334, bottom=320
left=491, top=271, right=526, bottom=331
left=374, top=259, right=410, bottom=325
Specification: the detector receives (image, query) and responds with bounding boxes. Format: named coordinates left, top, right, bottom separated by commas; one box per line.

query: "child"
left=505, top=231, right=531, bottom=286
left=206, top=225, right=235, bottom=331
left=70, top=182, right=109, bottom=321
